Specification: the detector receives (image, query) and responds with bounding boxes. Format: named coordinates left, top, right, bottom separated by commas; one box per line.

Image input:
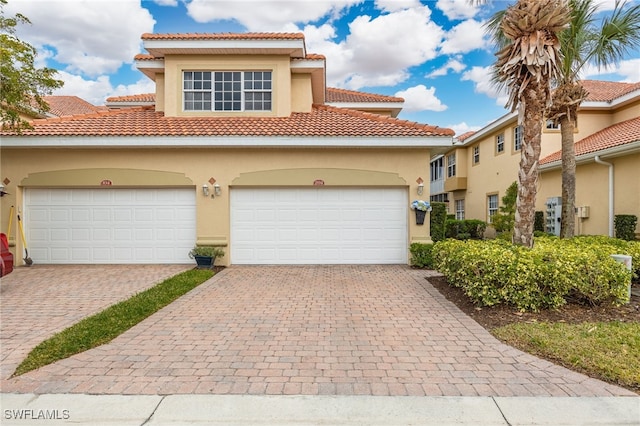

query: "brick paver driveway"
left=1, top=265, right=634, bottom=396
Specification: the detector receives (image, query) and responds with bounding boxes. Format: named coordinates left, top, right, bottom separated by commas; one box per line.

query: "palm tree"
left=547, top=0, right=640, bottom=238
left=491, top=0, right=571, bottom=247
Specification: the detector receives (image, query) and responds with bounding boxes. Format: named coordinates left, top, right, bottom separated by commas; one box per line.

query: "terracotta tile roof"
left=455, top=131, right=476, bottom=141
left=296, top=53, right=325, bottom=60
left=581, top=80, right=640, bottom=102
left=105, top=94, right=155, bottom=103
left=141, top=32, right=305, bottom=41
left=3, top=105, right=453, bottom=138
left=104, top=88, right=403, bottom=106
left=135, top=52, right=324, bottom=61
left=540, top=116, right=640, bottom=164
left=42, top=96, right=106, bottom=117
left=326, top=87, right=404, bottom=103
left=134, top=54, right=158, bottom=61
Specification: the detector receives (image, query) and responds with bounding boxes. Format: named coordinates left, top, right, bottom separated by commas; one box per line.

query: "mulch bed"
left=426, top=274, right=640, bottom=329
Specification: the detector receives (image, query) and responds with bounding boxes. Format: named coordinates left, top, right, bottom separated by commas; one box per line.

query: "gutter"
left=594, top=155, right=614, bottom=237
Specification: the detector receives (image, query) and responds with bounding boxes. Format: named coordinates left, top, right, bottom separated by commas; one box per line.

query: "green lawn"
left=14, top=268, right=214, bottom=376
left=493, top=321, right=640, bottom=391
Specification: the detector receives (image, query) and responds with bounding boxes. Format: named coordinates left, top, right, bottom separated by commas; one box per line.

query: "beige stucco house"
left=1, top=32, right=454, bottom=266
left=431, top=80, right=640, bottom=237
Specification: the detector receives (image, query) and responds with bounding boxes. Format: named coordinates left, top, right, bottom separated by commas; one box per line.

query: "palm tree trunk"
left=559, top=115, right=576, bottom=238
left=513, top=81, right=544, bottom=248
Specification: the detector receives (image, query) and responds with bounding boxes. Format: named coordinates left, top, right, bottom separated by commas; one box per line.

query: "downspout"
left=594, top=155, right=614, bottom=237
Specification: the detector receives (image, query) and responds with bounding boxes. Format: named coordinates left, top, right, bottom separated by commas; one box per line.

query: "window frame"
left=513, top=125, right=523, bottom=152
left=472, top=145, right=480, bottom=165
left=455, top=199, right=465, bottom=220
left=447, top=153, right=456, bottom=178
left=495, top=133, right=505, bottom=154
left=487, top=193, right=499, bottom=223
left=182, top=70, right=273, bottom=112
left=430, top=157, right=444, bottom=182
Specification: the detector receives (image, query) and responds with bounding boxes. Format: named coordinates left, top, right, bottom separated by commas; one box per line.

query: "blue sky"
left=7, top=0, right=640, bottom=135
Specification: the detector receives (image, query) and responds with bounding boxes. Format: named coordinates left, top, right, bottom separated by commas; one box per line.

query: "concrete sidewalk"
left=2, top=393, right=639, bottom=425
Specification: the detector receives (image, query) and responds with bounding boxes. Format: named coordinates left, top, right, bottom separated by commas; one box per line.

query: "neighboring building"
left=4, top=95, right=106, bottom=124
left=430, top=80, right=640, bottom=237
left=1, top=32, right=454, bottom=266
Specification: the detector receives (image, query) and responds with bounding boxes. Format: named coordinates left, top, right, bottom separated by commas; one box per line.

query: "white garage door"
left=231, top=188, right=408, bottom=264
left=25, top=188, right=196, bottom=264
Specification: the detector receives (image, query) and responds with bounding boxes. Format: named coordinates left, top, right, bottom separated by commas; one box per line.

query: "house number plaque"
left=313, top=179, right=325, bottom=186
left=100, top=179, right=113, bottom=186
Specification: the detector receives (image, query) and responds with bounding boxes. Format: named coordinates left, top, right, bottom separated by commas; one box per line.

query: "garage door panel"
left=25, top=188, right=195, bottom=264
left=231, top=188, right=407, bottom=264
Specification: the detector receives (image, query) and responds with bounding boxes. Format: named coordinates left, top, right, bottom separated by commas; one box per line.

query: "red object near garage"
left=1, top=233, right=13, bottom=277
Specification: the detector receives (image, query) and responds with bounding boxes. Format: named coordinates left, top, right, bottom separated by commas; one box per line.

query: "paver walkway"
left=0, top=264, right=190, bottom=380
left=1, top=265, right=635, bottom=397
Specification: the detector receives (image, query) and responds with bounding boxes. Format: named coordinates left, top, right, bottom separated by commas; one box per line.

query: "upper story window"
left=546, top=119, right=560, bottom=130
left=430, top=157, right=444, bottom=182
left=472, top=146, right=480, bottom=165
left=496, top=133, right=505, bottom=154
left=513, top=125, right=523, bottom=151
left=183, top=71, right=272, bottom=112
left=447, top=153, right=456, bottom=178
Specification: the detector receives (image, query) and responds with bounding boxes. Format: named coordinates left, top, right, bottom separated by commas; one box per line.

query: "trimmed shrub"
left=432, top=236, right=633, bottom=311
left=445, top=219, right=487, bottom=240
left=493, top=181, right=517, bottom=233
left=430, top=202, right=447, bottom=243
left=614, top=215, right=638, bottom=241
left=409, top=243, right=434, bottom=269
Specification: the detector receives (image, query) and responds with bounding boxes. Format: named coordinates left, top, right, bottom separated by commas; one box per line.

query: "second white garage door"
left=230, top=188, right=408, bottom=264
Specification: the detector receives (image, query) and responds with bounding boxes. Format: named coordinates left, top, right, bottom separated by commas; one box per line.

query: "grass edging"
left=13, top=268, right=215, bottom=377
left=492, top=321, right=640, bottom=392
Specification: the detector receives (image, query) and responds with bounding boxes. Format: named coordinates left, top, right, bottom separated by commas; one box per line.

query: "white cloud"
left=580, top=58, right=640, bottom=82
left=394, top=85, right=447, bottom=112
left=616, top=59, right=640, bottom=82
left=304, top=5, right=445, bottom=89
left=5, top=0, right=155, bottom=77
left=53, top=71, right=155, bottom=106
left=448, top=122, right=481, bottom=137
left=436, top=0, right=479, bottom=20
left=461, top=65, right=508, bottom=106
left=440, top=19, right=488, bottom=55
left=426, top=57, right=466, bottom=78
left=375, top=0, right=422, bottom=13
left=152, top=0, right=178, bottom=5
left=184, top=0, right=361, bottom=31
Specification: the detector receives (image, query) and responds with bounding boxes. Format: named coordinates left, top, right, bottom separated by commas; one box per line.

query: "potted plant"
left=410, top=200, right=432, bottom=225
left=188, top=246, right=225, bottom=269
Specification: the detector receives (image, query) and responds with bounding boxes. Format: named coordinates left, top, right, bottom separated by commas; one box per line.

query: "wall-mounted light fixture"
left=416, top=177, right=424, bottom=196
left=202, top=183, right=209, bottom=197
left=213, top=183, right=221, bottom=197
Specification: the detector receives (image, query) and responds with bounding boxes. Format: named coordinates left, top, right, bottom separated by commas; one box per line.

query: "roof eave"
left=539, top=140, right=640, bottom=171
left=1, top=135, right=454, bottom=149
left=459, top=111, right=516, bottom=145
left=142, top=39, right=306, bottom=58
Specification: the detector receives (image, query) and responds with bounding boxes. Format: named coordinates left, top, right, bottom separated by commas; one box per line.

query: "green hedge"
left=430, top=202, right=447, bottom=242
left=432, top=236, right=635, bottom=311
left=614, top=215, right=638, bottom=241
left=409, top=243, right=434, bottom=269
left=534, top=211, right=545, bottom=233
left=445, top=219, right=486, bottom=240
